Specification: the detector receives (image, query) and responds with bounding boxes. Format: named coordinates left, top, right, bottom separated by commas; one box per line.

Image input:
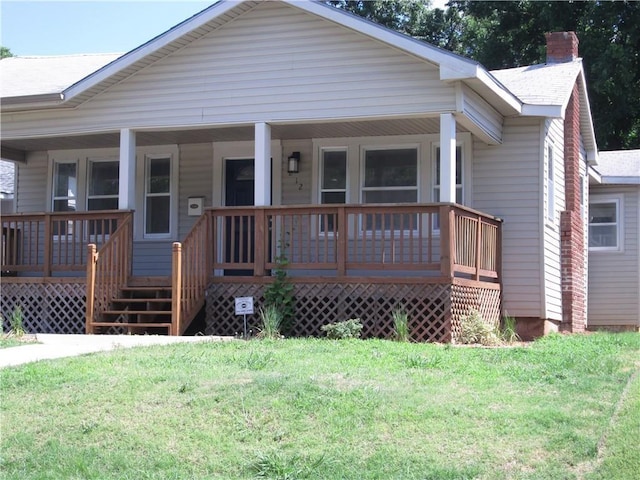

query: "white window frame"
left=546, top=143, right=556, bottom=223
left=589, top=196, right=623, bottom=252
left=142, top=154, right=175, bottom=240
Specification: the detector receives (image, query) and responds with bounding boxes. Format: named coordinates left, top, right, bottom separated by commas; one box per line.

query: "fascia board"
left=601, top=176, right=640, bottom=185
left=521, top=104, right=564, bottom=118
left=588, top=166, right=602, bottom=184
left=62, top=0, right=244, bottom=103
left=1, top=93, right=64, bottom=110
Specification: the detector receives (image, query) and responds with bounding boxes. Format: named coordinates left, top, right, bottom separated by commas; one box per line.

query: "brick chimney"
left=547, top=31, right=587, bottom=333
left=545, top=31, right=579, bottom=63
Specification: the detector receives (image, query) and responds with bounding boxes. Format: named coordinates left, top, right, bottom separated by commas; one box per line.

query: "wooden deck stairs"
left=91, top=279, right=174, bottom=335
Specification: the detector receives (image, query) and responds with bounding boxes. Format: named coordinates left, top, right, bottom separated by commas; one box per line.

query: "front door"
left=224, top=159, right=254, bottom=275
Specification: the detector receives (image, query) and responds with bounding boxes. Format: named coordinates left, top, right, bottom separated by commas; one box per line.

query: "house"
left=588, top=150, right=640, bottom=331
left=1, top=0, right=635, bottom=339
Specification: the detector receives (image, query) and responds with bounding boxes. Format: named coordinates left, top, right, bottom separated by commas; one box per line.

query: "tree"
left=1, top=46, right=14, bottom=59
left=327, top=1, right=640, bottom=149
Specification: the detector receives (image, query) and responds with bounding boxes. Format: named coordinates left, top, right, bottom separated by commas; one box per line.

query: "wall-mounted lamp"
left=287, top=151, right=301, bottom=174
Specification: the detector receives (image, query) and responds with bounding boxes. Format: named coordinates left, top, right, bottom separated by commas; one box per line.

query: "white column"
left=439, top=113, right=457, bottom=203
left=118, top=129, right=136, bottom=210
left=254, top=122, right=271, bottom=206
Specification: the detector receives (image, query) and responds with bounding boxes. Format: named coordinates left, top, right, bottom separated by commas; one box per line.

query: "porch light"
left=287, top=152, right=301, bottom=174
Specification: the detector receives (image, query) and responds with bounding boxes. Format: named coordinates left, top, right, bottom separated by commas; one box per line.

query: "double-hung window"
left=319, top=149, right=347, bottom=232
left=589, top=199, right=621, bottom=250
left=361, top=147, right=418, bottom=231
left=52, top=161, right=77, bottom=235
left=144, top=156, right=172, bottom=237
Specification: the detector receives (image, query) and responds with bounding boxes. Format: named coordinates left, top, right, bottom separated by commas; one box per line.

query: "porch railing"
left=178, top=203, right=501, bottom=282
left=1, top=210, right=132, bottom=276
left=86, top=212, right=134, bottom=334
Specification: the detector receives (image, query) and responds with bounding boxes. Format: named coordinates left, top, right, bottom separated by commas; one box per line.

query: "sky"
left=1, top=0, right=449, bottom=57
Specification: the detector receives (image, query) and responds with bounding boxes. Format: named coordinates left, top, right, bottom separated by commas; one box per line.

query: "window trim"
left=546, top=142, right=556, bottom=224
left=142, top=154, right=175, bottom=240
left=589, top=196, right=623, bottom=252
left=318, top=147, right=348, bottom=234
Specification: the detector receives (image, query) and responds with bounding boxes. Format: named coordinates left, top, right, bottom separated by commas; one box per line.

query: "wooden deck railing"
left=86, top=213, right=133, bottom=334
left=1, top=210, right=132, bottom=276
left=197, top=203, right=502, bottom=282
left=171, top=212, right=212, bottom=336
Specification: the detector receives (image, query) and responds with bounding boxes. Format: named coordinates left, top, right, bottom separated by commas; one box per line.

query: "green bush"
left=457, top=309, right=499, bottom=346
left=258, top=305, right=282, bottom=339
left=500, top=312, right=520, bottom=343
left=321, top=319, right=363, bottom=339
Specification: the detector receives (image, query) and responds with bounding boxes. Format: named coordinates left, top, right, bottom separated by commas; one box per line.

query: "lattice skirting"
left=450, top=282, right=502, bottom=342
left=206, top=280, right=500, bottom=342
left=1, top=282, right=86, bottom=334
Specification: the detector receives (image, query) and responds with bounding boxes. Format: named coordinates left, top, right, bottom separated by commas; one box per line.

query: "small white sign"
left=235, top=297, right=254, bottom=315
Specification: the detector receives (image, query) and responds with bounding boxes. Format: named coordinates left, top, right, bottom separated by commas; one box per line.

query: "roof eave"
left=1, top=92, right=65, bottom=111
left=601, top=176, right=640, bottom=185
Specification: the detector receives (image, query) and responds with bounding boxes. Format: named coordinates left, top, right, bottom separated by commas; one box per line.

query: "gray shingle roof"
left=491, top=60, right=582, bottom=106
left=0, top=53, right=122, bottom=98
left=595, top=150, right=640, bottom=183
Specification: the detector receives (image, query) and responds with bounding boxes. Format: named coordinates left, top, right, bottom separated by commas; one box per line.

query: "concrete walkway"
left=0, top=334, right=232, bottom=368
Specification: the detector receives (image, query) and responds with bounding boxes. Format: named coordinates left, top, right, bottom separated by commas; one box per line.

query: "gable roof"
left=0, top=0, right=521, bottom=116
left=593, top=150, right=640, bottom=184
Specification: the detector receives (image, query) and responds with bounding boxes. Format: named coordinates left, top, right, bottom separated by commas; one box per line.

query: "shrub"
left=321, top=319, right=363, bottom=339
left=257, top=305, right=283, bottom=339
left=457, top=309, right=499, bottom=346
left=500, top=312, right=520, bottom=343
left=392, top=307, right=410, bottom=342
left=10, top=305, right=26, bottom=337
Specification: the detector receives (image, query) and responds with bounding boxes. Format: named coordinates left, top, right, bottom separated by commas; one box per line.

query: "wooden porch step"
left=127, top=276, right=171, bottom=287
left=111, top=298, right=172, bottom=304
left=92, top=322, right=172, bottom=331
left=102, top=310, right=172, bottom=316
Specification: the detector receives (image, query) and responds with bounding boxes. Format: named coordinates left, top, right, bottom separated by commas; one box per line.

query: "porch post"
left=254, top=122, right=272, bottom=206
left=439, top=113, right=457, bottom=204
left=118, top=129, right=136, bottom=210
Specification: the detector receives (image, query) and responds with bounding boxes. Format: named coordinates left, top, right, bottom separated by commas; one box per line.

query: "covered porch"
left=1, top=203, right=502, bottom=341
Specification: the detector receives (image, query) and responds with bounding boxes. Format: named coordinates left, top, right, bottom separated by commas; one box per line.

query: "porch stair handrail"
left=86, top=212, right=134, bottom=334
left=171, top=211, right=212, bottom=336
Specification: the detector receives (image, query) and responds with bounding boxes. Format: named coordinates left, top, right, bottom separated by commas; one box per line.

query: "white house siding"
left=459, top=84, right=503, bottom=145
left=542, top=118, right=566, bottom=321
left=281, top=140, right=313, bottom=206
left=588, top=185, right=640, bottom=328
left=178, top=143, right=213, bottom=238
left=15, top=151, right=48, bottom=213
left=1, top=1, right=456, bottom=139
left=472, top=117, right=543, bottom=318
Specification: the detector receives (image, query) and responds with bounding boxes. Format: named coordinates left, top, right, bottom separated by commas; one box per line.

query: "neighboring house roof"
left=0, top=54, right=122, bottom=98
left=0, top=160, right=15, bottom=197
left=594, top=150, right=640, bottom=184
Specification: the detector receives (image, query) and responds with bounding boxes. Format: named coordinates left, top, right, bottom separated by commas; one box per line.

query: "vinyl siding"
left=281, top=140, right=313, bottom=206
left=459, top=84, right=503, bottom=145
left=588, top=185, right=640, bottom=327
left=542, top=118, right=565, bottom=320
left=15, top=151, right=48, bottom=213
left=2, top=1, right=455, bottom=138
left=178, top=143, right=213, bottom=238
left=472, top=117, right=543, bottom=318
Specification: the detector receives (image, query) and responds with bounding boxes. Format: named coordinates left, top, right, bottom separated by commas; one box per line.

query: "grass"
left=0, top=334, right=38, bottom=349
left=0, top=332, right=638, bottom=479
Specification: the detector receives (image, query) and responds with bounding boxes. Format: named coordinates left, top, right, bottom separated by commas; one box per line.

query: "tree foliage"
left=327, top=0, right=640, bottom=150
left=0, top=46, right=14, bottom=59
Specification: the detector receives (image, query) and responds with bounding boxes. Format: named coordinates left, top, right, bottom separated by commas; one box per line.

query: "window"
left=547, top=144, right=555, bottom=222
left=362, top=147, right=418, bottom=231
left=88, top=160, right=119, bottom=211
left=144, top=156, right=172, bottom=237
left=433, top=146, right=463, bottom=203
left=52, top=161, right=77, bottom=235
left=589, top=200, right=620, bottom=250
left=362, top=148, right=418, bottom=204
left=320, top=149, right=347, bottom=232
left=88, top=160, right=119, bottom=235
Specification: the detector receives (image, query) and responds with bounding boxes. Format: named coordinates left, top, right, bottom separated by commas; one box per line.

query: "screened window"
left=433, top=146, right=463, bottom=204
left=88, top=160, right=119, bottom=211
left=589, top=200, right=620, bottom=250
left=145, top=157, right=172, bottom=236
left=320, top=149, right=347, bottom=232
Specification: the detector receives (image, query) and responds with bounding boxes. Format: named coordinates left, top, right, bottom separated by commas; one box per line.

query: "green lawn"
left=1, top=333, right=638, bottom=479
